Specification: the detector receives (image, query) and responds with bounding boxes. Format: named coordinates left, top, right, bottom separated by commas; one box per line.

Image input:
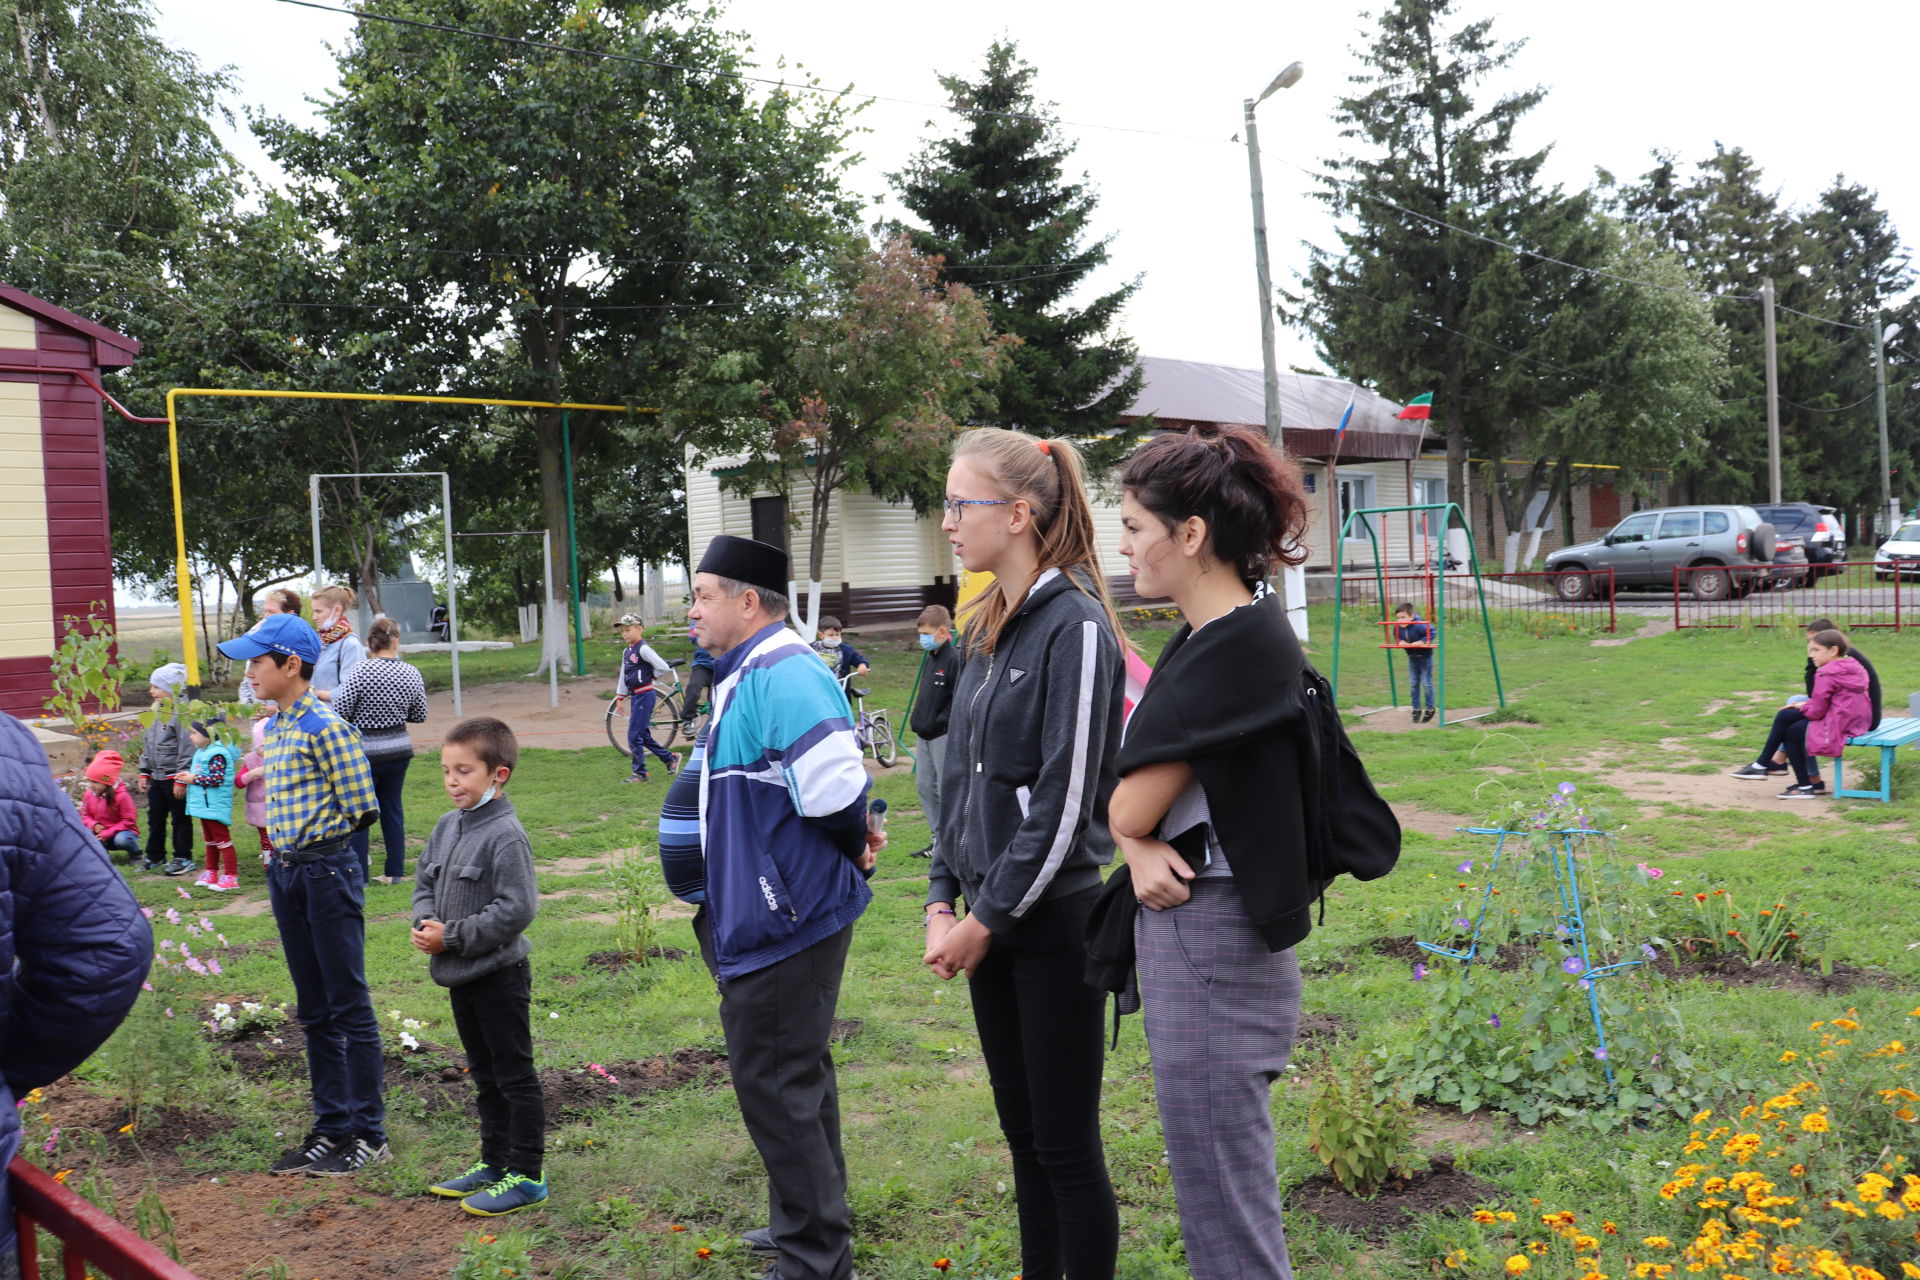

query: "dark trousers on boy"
left=1406, top=651, right=1435, bottom=712
left=268, top=848, right=387, bottom=1144
left=144, top=785, right=192, bottom=868
left=626, top=688, right=676, bottom=776
left=683, top=665, right=713, bottom=727
left=696, top=914, right=856, bottom=1280
left=448, top=959, right=545, bottom=1176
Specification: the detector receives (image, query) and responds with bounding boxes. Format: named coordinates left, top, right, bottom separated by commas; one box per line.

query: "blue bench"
left=1831, top=716, right=1920, bottom=802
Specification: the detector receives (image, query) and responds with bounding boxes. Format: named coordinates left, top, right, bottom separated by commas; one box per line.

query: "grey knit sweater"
left=411, top=796, right=538, bottom=987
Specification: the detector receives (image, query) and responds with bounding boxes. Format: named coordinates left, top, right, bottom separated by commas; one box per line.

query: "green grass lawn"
left=62, top=612, right=1920, bottom=1279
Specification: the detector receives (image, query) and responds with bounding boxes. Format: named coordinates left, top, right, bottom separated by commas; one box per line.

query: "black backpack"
left=1300, top=663, right=1402, bottom=888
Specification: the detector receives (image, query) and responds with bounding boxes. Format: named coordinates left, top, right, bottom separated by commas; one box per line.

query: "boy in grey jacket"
left=410, top=716, right=548, bottom=1216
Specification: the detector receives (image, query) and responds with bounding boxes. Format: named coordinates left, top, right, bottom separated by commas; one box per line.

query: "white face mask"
left=473, top=782, right=499, bottom=809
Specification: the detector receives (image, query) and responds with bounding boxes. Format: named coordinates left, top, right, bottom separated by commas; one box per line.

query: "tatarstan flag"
left=1396, top=392, right=1433, bottom=421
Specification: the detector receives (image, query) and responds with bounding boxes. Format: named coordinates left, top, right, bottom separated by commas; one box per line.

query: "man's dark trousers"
left=697, top=915, right=856, bottom=1280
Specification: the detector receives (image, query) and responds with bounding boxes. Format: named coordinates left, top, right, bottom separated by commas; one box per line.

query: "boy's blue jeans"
left=1407, top=652, right=1435, bottom=710
left=627, top=688, right=676, bottom=772
left=268, top=848, right=387, bottom=1142
left=100, top=830, right=141, bottom=859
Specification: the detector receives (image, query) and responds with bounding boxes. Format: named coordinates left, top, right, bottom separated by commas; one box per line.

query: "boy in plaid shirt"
left=218, top=614, right=387, bottom=1177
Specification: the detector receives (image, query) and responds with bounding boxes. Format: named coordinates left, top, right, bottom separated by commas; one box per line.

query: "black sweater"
left=910, top=639, right=959, bottom=740
left=1116, top=590, right=1321, bottom=952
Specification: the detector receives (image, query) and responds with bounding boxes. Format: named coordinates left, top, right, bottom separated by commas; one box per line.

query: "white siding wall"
left=684, top=452, right=727, bottom=563
left=833, top=491, right=933, bottom=587
left=0, top=378, right=52, bottom=659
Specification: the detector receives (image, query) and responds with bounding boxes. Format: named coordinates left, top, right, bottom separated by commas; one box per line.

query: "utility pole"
left=1874, top=313, right=1896, bottom=534
left=1762, top=278, right=1782, bottom=504
left=1243, top=61, right=1305, bottom=639
left=1245, top=101, right=1282, bottom=448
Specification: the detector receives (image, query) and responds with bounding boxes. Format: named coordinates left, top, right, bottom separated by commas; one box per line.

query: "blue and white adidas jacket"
left=698, top=622, right=872, bottom=980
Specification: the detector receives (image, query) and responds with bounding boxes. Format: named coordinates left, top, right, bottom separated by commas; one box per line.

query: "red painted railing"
left=9, top=1158, right=201, bottom=1280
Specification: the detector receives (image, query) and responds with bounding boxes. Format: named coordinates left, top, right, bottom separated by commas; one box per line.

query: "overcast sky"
left=151, top=0, right=1919, bottom=391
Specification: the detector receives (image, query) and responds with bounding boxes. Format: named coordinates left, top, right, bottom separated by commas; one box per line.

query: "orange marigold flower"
left=696, top=1247, right=713, bottom=1260
left=1473, top=1209, right=1500, bottom=1224
left=670, top=1225, right=687, bottom=1233
left=1505, top=1257, right=1531, bottom=1276
left=1603, top=1220, right=1619, bottom=1234
left=1528, top=1240, right=1549, bottom=1254
left=1642, top=1236, right=1674, bottom=1248
left=932, top=1261, right=950, bottom=1273
left=1800, top=1112, right=1830, bottom=1133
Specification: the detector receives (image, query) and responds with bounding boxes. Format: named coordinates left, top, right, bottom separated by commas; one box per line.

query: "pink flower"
left=175, top=887, right=192, bottom=900
left=1636, top=862, right=1664, bottom=880
left=207, top=959, right=223, bottom=976
left=164, top=908, right=181, bottom=926
left=139, top=907, right=154, bottom=919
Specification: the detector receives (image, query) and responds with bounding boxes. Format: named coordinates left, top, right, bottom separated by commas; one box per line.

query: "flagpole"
left=1329, top=382, right=1353, bottom=578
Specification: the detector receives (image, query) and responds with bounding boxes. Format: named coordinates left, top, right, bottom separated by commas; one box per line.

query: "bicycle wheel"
left=605, top=696, right=631, bottom=756
left=649, top=692, right=683, bottom=751
left=869, top=712, right=898, bottom=767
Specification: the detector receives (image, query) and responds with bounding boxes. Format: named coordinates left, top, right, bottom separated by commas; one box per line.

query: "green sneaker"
left=429, top=1161, right=504, bottom=1199
left=461, top=1170, right=548, bottom=1217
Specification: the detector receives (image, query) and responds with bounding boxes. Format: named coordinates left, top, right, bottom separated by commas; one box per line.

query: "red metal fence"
left=1337, top=569, right=1618, bottom=633
left=9, top=1157, right=200, bottom=1280
left=1672, top=563, right=1906, bottom=630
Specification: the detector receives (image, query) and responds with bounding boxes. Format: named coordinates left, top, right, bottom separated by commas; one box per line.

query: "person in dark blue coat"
left=0, top=713, right=154, bottom=1274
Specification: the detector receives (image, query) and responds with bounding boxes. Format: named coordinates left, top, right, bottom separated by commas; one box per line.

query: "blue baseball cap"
left=218, top=613, right=323, bottom=664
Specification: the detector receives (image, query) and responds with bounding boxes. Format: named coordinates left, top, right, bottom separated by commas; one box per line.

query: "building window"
left=750, top=495, right=789, bottom=556
left=1412, top=477, right=1447, bottom=539
left=1339, top=474, right=1378, bottom=540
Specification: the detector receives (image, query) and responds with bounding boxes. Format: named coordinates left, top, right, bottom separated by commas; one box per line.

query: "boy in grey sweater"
left=410, top=716, right=548, bottom=1216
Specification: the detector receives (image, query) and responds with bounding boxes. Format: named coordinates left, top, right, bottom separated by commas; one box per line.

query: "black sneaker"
left=305, top=1134, right=391, bottom=1176
left=163, top=858, right=193, bottom=876
left=1777, top=783, right=1827, bottom=800
left=1730, top=762, right=1785, bottom=779
left=269, top=1131, right=338, bottom=1175
left=742, top=1226, right=777, bottom=1257
left=909, top=846, right=933, bottom=860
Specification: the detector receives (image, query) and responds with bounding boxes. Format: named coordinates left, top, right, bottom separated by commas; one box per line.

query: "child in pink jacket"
left=1782, top=629, right=1873, bottom=799
left=81, top=749, right=141, bottom=859
left=236, top=705, right=276, bottom=862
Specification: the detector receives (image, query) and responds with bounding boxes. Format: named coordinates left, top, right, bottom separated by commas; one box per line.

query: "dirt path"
left=407, top=676, right=627, bottom=751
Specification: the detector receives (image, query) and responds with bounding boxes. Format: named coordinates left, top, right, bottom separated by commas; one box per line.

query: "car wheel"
left=1749, top=522, right=1778, bottom=560
left=1554, top=570, right=1592, bottom=603
left=1691, top=567, right=1732, bottom=602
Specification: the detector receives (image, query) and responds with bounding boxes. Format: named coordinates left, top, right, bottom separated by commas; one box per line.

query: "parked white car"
left=1874, top=522, right=1920, bottom=578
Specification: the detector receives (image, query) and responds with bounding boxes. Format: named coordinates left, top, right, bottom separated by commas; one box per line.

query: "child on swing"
left=1393, top=602, right=1436, bottom=723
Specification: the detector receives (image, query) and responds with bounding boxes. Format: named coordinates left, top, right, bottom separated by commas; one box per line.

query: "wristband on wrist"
left=923, top=907, right=956, bottom=926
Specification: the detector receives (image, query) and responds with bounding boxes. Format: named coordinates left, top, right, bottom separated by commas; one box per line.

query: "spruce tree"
left=1294, top=0, right=1596, bottom=508
left=891, top=40, right=1142, bottom=456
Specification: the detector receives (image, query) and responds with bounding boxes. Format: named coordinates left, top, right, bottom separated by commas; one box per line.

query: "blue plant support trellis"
left=1418, top=826, right=1644, bottom=1091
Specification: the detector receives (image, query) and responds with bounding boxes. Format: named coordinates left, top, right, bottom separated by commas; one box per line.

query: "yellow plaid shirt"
left=263, top=689, right=379, bottom=853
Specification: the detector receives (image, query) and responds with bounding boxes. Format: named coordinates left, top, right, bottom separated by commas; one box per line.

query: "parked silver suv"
left=1545, top=505, right=1778, bottom=602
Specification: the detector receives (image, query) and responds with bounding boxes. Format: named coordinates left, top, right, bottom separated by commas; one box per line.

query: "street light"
left=1244, top=62, right=1304, bottom=637
left=1244, top=60, right=1304, bottom=449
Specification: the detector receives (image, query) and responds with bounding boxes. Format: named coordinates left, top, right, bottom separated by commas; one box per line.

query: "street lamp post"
left=1244, top=61, right=1304, bottom=449
left=1244, top=61, right=1305, bottom=636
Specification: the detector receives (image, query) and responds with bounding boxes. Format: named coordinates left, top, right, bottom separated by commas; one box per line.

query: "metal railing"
left=9, top=1157, right=201, bottom=1280
left=1672, top=562, right=1905, bottom=630
left=1337, top=569, right=1617, bottom=634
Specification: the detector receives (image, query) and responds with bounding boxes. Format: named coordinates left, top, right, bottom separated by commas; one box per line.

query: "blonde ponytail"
left=953, top=428, right=1123, bottom=656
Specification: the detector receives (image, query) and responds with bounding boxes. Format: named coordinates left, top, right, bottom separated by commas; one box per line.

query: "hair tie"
left=1036, top=439, right=1052, bottom=456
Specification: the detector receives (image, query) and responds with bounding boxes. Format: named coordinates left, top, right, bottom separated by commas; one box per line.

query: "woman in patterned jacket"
left=333, top=617, right=429, bottom=883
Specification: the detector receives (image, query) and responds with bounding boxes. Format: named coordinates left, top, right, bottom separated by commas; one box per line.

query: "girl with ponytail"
left=1107, top=423, right=1314, bottom=1280
left=923, top=427, right=1123, bottom=1280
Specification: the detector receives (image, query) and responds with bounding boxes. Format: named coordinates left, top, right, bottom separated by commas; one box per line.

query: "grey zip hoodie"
left=411, top=796, right=537, bottom=987
left=137, top=706, right=192, bottom=779
left=928, top=567, right=1123, bottom=934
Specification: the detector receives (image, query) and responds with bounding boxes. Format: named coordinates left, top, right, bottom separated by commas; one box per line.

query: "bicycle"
left=839, top=673, right=898, bottom=767
left=606, top=660, right=689, bottom=756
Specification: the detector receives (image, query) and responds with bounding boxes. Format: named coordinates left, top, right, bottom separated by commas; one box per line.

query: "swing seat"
left=1378, top=642, right=1436, bottom=650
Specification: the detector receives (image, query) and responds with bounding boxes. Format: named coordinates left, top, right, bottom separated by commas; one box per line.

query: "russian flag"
left=1336, top=386, right=1356, bottom=439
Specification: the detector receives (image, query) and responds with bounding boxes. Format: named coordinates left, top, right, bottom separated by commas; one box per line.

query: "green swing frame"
left=1330, top=502, right=1506, bottom=726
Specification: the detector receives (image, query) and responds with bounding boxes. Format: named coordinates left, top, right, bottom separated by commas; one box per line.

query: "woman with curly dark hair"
left=1108, top=423, right=1314, bottom=1280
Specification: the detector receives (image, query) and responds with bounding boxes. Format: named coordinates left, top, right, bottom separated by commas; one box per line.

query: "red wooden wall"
left=0, top=285, right=134, bottom=720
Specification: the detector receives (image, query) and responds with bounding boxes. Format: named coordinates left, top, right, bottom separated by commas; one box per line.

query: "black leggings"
left=144, top=783, right=192, bottom=864
left=965, top=886, right=1118, bottom=1280
left=1759, top=708, right=1820, bottom=785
